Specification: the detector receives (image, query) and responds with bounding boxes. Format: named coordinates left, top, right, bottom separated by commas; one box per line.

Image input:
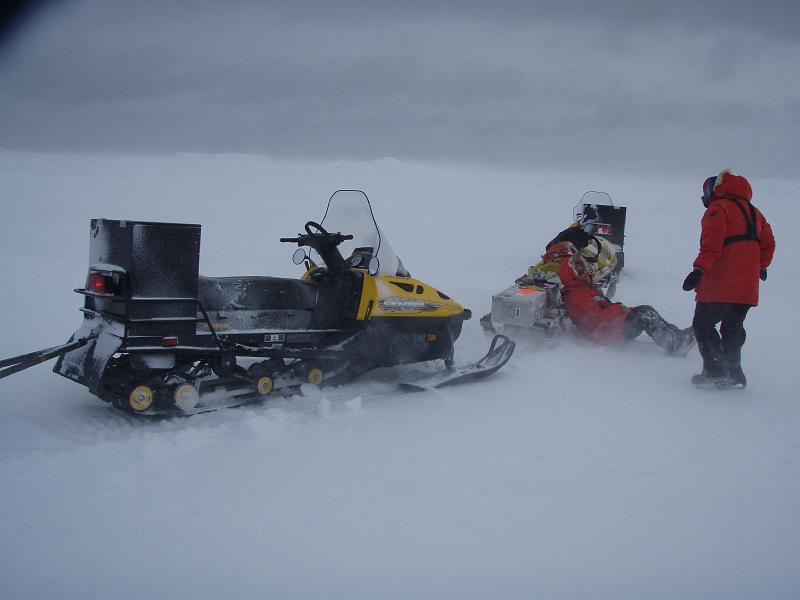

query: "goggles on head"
left=701, top=176, right=717, bottom=206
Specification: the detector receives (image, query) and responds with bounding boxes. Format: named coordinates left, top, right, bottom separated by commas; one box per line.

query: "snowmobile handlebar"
left=280, top=221, right=353, bottom=273
left=279, top=221, right=353, bottom=247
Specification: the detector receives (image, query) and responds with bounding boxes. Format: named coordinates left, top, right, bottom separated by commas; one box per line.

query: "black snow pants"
left=622, top=305, right=684, bottom=354
left=692, top=302, right=750, bottom=377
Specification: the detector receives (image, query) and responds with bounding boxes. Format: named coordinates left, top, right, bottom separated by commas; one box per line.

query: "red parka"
left=558, top=252, right=629, bottom=344
left=693, top=172, right=775, bottom=306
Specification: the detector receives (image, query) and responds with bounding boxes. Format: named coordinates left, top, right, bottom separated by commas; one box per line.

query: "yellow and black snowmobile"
left=0, top=190, right=514, bottom=415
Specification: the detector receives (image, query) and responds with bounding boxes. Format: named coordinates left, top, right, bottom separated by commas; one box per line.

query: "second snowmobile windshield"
left=574, top=191, right=613, bottom=225
left=316, top=190, right=403, bottom=276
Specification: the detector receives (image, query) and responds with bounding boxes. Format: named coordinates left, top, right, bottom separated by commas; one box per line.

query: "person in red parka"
left=682, top=169, right=776, bottom=389
left=558, top=244, right=694, bottom=355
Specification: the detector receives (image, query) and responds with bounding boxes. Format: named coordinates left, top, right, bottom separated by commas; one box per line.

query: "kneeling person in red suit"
left=558, top=244, right=694, bottom=355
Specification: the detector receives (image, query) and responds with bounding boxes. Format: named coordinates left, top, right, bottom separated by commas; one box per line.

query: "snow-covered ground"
left=0, top=152, right=797, bottom=599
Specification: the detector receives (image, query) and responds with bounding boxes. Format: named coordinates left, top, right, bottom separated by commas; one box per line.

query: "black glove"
left=682, top=269, right=704, bottom=291
left=760, top=269, right=767, bottom=281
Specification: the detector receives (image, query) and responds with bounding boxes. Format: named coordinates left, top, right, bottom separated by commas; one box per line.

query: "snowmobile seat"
left=198, top=276, right=318, bottom=312
left=197, top=276, right=321, bottom=333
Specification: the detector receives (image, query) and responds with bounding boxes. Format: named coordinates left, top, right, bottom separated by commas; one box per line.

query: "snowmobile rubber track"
left=111, top=335, right=515, bottom=417
left=127, top=384, right=303, bottom=418
left=112, top=361, right=358, bottom=418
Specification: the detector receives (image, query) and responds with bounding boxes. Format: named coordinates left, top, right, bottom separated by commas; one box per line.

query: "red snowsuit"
left=693, top=173, right=775, bottom=305
left=558, top=255, right=629, bottom=344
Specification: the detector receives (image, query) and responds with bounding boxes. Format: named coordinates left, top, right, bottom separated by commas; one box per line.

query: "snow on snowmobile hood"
left=314, top=190, right=405, bottom=277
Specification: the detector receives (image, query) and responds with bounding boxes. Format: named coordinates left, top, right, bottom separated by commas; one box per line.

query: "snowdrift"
left=1, top=152, right=798, bottom=599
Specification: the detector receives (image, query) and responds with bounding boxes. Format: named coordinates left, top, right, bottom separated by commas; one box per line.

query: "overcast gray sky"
left=1, top=0, right=799, bottom=176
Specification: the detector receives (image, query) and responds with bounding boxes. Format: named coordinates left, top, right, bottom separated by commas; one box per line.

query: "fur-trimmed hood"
left=713, top=169, right=753, bottom=202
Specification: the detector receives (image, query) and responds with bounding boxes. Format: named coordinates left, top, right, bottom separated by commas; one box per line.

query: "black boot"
left=715, top=366, right=747, bottom=390
left=715, top=312, right=748, bottom=389
left=627, top=306, right=694, bottom=356
left=691, top=366, right=726, bottom=387
left=671, top=327, right=696, bottom=357
left=692, top=303, right=725, bottom=387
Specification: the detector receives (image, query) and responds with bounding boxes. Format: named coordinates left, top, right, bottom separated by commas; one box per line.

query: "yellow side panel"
left=356, top=273, right=465, bottom=320
left=356, top=274, right=380, bottom=320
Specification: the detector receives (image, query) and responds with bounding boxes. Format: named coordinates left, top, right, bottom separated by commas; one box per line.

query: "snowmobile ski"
left=397, top=334, right=515, bottom=392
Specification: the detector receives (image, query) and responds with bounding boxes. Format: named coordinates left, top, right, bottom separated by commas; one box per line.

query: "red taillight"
left=85, top=269, right=127, bottom=298
left=87, top=272, right=108, bottom=294
left=162, top=337, right=179, bottom=346
left=86, top=270, right=123, bottom=296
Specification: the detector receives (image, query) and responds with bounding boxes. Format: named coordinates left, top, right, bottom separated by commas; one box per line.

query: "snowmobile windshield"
left=573, top=191, right=613, bottom=225
left=315, top=190, right=405, bottom=277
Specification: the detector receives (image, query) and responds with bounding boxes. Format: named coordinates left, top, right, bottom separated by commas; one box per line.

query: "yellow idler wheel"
left=174, top=383, right=200, bottom=412
left=256, top=375, right=274, bottom=396
left=307, top=367, right=324, bottom=386
left=129, top=385, right=154, bottom=413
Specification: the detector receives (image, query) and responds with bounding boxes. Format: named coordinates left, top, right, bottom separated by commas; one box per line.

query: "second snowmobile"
left=33, top=190, right=514, bottom=415
left=481, top=191, right=627, bottom=337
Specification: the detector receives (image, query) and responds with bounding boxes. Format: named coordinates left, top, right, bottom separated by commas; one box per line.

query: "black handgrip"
left=280, top=237, right=300, bottom=243
left=342, top=234, right=354, bottom=241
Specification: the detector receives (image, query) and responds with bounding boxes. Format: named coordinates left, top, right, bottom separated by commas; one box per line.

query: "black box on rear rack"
left=84, top=219, right=201, bottom=342
left=55, top=219, right=202, bottom=392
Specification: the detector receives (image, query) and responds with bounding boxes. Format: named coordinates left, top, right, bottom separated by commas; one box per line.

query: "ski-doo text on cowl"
left=36, top=190, right=514, bottom=415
